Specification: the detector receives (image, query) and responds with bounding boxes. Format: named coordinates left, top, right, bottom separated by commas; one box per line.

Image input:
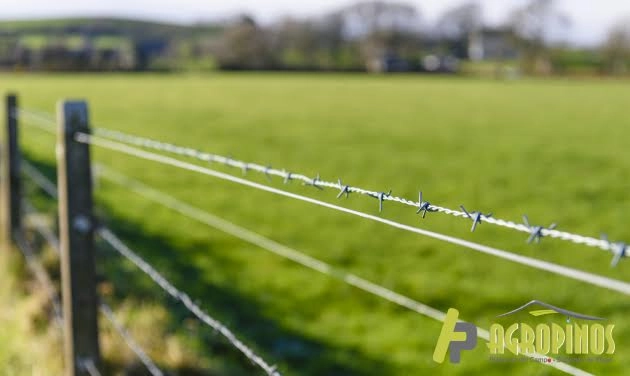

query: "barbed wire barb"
left=416, top=191, right=434, bottom=219
left=601, top=234, right=627, bottom=267
left=336, top=179, right=351, bottom=199
left=523, top=215, right=558, bottom=244
left=460, top=205, right=491, bottom=232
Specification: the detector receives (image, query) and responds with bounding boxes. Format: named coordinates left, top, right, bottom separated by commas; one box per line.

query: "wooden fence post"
left=57, top=100, right=101, bottom=375
left=2, top=93, right=21, bottom=250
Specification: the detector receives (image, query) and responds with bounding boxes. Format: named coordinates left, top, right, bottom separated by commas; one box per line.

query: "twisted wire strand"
left=95, top=166, right=592, bottom=376
left=99, top=302, right=164, bottom=376
left=16, top=107, right=626, bottom=262
left=98, top=227, right=281, bottom=376
left=80, top=133, right=630, bottom=296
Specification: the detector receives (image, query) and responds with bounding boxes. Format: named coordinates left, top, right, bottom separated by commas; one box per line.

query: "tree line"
left=1, top=0, right=630, bottom=75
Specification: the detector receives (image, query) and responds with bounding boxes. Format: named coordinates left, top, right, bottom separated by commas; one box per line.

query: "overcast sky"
left=3, top=0, right=630, bottom=46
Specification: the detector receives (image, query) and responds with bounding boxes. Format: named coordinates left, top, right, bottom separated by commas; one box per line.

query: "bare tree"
left=602, top=18, right=630, bottom=74
left=215, top=15, right=274, bottom=70
left=342, top=1, right=421, bottom=37
left=437, top=2, right=482, bottom=40
left=508, top=0, right=569, bottom=73
left=339, top=1, right=422, bottom=63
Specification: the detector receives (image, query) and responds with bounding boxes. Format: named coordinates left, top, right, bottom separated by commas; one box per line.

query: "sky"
left=2, top=0, right=630, bottom=46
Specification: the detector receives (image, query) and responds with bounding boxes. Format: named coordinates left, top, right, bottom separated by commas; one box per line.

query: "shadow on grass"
left=23, top=155, right=394, bottom=376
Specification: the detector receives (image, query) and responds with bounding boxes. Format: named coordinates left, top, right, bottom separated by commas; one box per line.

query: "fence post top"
left=57, top=100, right=90, bottom=132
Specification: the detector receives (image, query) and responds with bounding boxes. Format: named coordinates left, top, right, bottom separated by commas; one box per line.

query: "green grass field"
left=2, top=73, right=630, bottom=375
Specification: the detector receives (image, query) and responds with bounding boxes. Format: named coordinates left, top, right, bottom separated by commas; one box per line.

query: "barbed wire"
left=81, top=134, right=630, bottom=295
left=98, top=227, right=281, bottom=376
left=16, top=107, right=628, bottom=265
left=88, top=127, right=627, bottom=263
left=95, top=166, right=592, bottom=376
left=99, top=302, right=164, bottom=376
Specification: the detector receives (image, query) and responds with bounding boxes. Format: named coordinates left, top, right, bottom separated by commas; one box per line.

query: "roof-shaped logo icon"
left=496, top=300, right=604, bottom=321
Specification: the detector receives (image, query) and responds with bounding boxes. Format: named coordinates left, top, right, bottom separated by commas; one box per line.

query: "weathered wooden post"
left=57, top=100, right=101, bottom=375
left=2, top=93, right=21, bottom=250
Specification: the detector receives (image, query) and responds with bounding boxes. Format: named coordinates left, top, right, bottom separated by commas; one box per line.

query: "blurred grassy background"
left=2, top=73, right=630, bottom=375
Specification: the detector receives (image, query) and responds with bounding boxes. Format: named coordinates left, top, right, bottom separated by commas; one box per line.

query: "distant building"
left=468, top=28, right=518, bottom=61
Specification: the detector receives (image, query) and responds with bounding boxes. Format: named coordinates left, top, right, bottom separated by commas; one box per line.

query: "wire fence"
left=19, top=170, right=166, bottom=376
left=8, top=103, right=628, bottom=376
left=15, top=107, right=629, bottom=265
left=19, top=134, right=595, bottom=376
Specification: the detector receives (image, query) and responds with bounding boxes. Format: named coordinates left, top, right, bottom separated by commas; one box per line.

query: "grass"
left=1, top=73, right=630, bottom=375
left=0, top=251, right=64, bottom=375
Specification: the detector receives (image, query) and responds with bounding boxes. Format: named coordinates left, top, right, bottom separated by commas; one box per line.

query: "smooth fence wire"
left=98, top=228, right=281, bottom=376
left=99, top=302, right=164, bottom=376
left=95, top=166, right=592, bottom=376
left=16, top=106, right=628, bottom=264
left=79, top=133, right=630, bottom=296
left=16, top=108, right=57, bottom=135
left=22, top=160, right=59, bottom=199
